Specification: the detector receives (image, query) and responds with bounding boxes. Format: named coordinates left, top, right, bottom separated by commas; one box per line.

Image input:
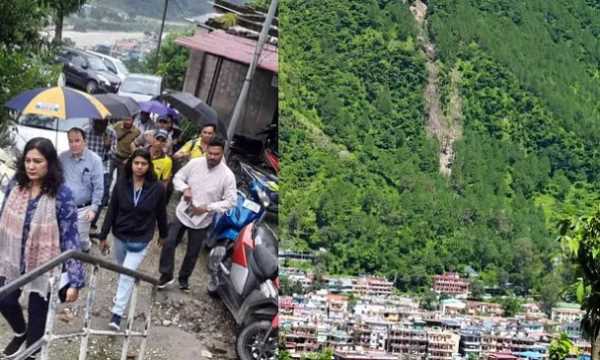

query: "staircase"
left=0, top=250, right=158, bottom=360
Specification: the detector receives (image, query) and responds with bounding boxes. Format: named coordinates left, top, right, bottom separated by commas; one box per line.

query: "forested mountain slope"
left=280, top=0, right=597, bottom=298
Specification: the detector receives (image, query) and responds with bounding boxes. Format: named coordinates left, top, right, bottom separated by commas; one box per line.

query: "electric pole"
left=225, top=0, right=278, bottom=154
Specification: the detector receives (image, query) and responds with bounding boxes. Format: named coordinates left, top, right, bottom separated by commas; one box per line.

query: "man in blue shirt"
left=59, top=127, right=104, bottom=252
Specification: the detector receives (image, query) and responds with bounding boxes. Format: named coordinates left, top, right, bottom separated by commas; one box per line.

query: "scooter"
left=228, top=123, right=279, bottom=176
left=207, top=221, right=279, bottom=360
left=238, top=161, right=278, bottom=216
left=256, top=123, right=279, bottom=175
left=206, top=171, right=278, bottom=360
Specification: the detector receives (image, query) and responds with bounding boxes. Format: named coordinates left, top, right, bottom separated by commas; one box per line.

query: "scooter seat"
left=253, top=244, right=278, bottom=281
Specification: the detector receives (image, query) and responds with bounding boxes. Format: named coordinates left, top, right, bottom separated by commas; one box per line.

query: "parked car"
left=87, top=51, right=130, bottom=82
left=56, top=48, right=121, bottom=94
left=93, top=44, right=112, bottom=55
left=0, top=147, right=16, bottom=206
left=118, top=73, right=164, bottom=102
left=10, top=114, right=91, bottom=155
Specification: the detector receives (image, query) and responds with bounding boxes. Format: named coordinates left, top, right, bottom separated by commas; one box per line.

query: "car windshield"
left=114, top=59, right=129, bottom=75
left=18, top=115, right=90, bottom=132
left=120, top=77, right=160, bottom=95
left=88, top=57, right=108, bottom=71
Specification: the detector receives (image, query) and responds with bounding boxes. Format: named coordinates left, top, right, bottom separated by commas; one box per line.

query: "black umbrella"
left=94, top=94, right=140, bottom=119
left=161, top=91, right=226, bottom=138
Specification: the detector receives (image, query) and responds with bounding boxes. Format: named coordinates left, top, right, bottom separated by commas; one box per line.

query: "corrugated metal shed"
left=176, top=30, right=278, bottom=73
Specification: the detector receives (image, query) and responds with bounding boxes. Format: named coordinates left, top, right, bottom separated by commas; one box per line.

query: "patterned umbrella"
left=4, top=86, right=111, bottom=119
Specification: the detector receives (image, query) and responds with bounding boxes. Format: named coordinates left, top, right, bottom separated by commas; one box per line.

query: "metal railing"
left=0, top=250, right=158, bottom=360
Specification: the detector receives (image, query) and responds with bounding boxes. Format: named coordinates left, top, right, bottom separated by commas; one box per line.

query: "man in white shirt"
left=157, top=137, right=237, bottom=292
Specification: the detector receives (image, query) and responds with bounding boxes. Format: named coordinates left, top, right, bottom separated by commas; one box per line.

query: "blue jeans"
left=111, top=237, right=148, bottom=317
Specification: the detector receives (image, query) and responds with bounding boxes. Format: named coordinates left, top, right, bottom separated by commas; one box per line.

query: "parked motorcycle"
left=228, top=123, right=279, bottom=176
left=207, top=221, right=279, bottom=360
left=256, top=123, right=279, bottom=175
left=238, top=161, right=278, bottom=216
left=205, top=166, right=278, bottom=360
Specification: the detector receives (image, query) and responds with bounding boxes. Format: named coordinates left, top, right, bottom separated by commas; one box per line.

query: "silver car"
left=118, top=74, right=164, bottom=102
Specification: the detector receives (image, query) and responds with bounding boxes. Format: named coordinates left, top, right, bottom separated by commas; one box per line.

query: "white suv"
left=87, top=51, right=130, bottom=83
left=10, top=114, right=91, bottom=155
left=118, top=74, right=164, bottom=102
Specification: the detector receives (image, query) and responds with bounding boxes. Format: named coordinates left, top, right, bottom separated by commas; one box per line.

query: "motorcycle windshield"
left=210, top=193, right=262, bottom=241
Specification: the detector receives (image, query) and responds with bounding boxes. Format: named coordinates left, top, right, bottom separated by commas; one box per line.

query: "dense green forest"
left=280, top=0, right=600, bottom=301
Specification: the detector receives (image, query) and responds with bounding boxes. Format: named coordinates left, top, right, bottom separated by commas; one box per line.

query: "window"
left=103, top=59, right=117, bottom=74
left=19, top=115, right=90, bottom=132
left=87, top=57, right=108, bottom=71
left=72, top=56, right=86, bottom=68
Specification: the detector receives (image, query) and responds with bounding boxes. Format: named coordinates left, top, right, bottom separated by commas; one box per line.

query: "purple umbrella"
left=138, top=100, right=179, bottom=119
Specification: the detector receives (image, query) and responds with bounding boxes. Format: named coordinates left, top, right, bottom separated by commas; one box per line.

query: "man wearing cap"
left=59, top=127, right=104, bottom=252
left=157, top=115, right=180, bottom=155
left=149, top=129, right=173, bottom=188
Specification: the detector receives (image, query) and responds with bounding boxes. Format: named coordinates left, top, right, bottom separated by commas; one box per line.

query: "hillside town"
left=280, top=268, right=590, bottom=360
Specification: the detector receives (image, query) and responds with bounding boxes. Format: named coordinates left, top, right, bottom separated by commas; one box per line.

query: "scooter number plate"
left=242, top=199, right=261, bottom=213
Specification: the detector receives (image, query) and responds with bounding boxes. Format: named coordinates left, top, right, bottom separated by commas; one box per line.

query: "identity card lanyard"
left=133, top=186, right=143, bottom=207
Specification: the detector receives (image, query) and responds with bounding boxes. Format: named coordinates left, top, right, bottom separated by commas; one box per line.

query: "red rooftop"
left=176, top=30, right=278, bottom=73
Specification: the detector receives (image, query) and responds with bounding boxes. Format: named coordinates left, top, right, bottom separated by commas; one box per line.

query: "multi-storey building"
left=328, top=294, right=350, bottom=320
left=282, top=324, right=320, bottom=354
left=466, top=301, right=504, bottom=316
left=280, top=296, right=294, bottom=316
left=479, top=332, right=548, bottom=359
left=432, top=273, right=470, bottom=298
left=387, top=326, right=459, bottom=360
left=522, top=303, right=546, bottom=320
left=459, top=328, right=482, bottom=358
left=326, top=330, right=353, bottom=351
left=354, top=277, right=394, bottom=297
left=322, top=275, right=394, bottom=297
left=354, top=317, right=390, bottom=351
left=281, top=267, right=314, bottom=291
left=551, top=303, right=584, bottom=323
left=387, top=325, right=428, bottom=358
left=426, top=329, right=460, bottom=360
left=326, top=277, right=355, bottom=294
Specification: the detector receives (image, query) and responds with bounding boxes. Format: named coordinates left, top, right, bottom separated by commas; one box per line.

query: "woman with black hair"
left=0, top=137, right=85, bottom=358
left=98, top=148, right=168, bottom=330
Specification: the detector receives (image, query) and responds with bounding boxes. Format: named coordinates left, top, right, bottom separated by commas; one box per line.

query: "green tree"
left=303, top=348, right=333, bottom=360
left=470, top=279, right=486, bottom=300
left=0, top=1, right=48, bottom=48
left=548, top=333, right=577, bottom=360
left=500, top=296, right=522, bottom=317
left=537, top=272, right=562, bottom=315
left=421, top=289, right=439, bottom=311
left=119, top=30, right=193, bottom=90
left=559, top=207, right=600, bottom=360
left=279, top=350, right=292, bottom=360
left=41, top=0, right=87, bottom=43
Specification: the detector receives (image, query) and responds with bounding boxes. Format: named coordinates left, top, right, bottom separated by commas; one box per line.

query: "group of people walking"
left=0, top=111, right=237, bottom=357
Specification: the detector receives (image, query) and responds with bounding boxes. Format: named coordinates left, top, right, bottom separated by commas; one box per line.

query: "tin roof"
left=176, top=30, right=278, bottom=73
